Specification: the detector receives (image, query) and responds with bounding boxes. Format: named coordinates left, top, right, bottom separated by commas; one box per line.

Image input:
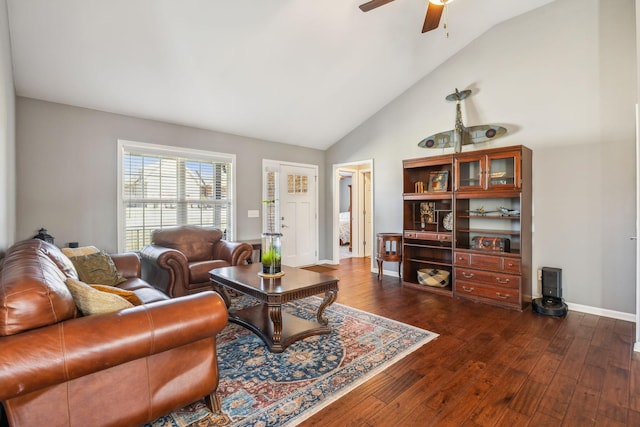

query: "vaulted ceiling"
left=6, top=0, right=555, bottom=149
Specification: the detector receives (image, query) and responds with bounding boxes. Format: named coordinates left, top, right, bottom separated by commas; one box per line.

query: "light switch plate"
left=248, top=210, right=260, bottom=218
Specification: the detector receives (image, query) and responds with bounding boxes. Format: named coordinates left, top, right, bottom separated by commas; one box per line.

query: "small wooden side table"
left=376, top=233, right=402, bottom=280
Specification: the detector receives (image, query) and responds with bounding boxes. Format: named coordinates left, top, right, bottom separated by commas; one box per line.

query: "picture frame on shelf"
left=420, top=202, right=435, bottom=225
left=428, top=171, right=449, bottom=192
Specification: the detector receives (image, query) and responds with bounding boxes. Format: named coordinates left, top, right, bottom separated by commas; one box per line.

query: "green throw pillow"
left=70, top=251, right=127, bottom=286
left=66, top=278, right=134, bottom=315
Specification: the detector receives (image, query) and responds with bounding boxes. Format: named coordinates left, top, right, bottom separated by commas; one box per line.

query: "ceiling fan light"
left=429, top=0, right=451, bottom=5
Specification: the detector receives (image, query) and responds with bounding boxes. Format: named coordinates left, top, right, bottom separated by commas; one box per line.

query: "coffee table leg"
left=317, top=289, right=338, bottom=325
left=211, top=283, right=231, bottom=308
left=268, top=304, right=283, bottom=345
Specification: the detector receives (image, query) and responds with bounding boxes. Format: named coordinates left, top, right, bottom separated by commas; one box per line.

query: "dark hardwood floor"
left=300, top=257, right=640, bottom=427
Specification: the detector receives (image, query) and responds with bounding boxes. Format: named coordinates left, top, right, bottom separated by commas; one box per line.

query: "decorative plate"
left=443, top=212, right=453, bottom=231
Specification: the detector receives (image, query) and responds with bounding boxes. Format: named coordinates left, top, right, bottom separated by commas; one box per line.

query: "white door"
left=278, top=163, right=318, bottom=267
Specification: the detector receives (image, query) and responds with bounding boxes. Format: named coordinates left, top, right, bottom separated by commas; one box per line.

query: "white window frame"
left=117, top=139, right=236, bottom=252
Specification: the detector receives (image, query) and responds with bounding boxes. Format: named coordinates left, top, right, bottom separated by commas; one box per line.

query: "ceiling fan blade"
left=422, top=2, right=444, bottom=33
left=359, top=0, right=395, bottom=12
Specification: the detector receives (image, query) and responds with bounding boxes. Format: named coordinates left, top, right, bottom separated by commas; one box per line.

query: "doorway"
left=263, top=160, right=319, bottom=267
left=333, top=160, right=374, bottom=265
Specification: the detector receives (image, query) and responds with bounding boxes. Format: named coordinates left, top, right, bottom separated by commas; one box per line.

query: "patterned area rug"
left=147, top=296, right=437, bottom=427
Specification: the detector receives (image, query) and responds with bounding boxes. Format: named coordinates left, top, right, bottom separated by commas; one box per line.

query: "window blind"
left=121, top=144, right=233, bottom=251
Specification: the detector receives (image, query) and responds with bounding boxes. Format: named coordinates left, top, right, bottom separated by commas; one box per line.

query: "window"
left=117, top=140, right=235, bottom=252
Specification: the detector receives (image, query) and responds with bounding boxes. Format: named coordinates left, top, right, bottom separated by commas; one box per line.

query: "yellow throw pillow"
left=66, top=278, right=134, bottom=315
left=69, top=251, right=127, bottom=286
left=90, top=284, right=143, bottom=306
left=61, top=246, right=100, bottom=258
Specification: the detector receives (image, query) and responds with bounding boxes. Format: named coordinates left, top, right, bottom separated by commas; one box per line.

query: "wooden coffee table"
left=209, top=264, right=339, bottom=353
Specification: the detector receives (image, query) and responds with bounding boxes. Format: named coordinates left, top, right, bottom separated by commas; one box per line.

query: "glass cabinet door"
left=487, top=152, right=520, bottom=189
left=455, top=157, right=484, bottom=191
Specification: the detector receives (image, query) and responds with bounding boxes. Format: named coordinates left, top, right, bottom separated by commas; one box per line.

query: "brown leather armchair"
left=140, top=225, right=253, bottom=298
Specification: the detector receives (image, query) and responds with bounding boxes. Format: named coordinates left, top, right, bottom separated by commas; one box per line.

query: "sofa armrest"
left=110, top=252, right=141, bottom=278
left=212, top=240, right=253, bottom=266
left=139, top=245, right=190, bottom=297
left=0, top=292, right=227, bottom=401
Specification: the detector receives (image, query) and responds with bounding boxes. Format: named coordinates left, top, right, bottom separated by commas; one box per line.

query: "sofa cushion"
left=0, top=240, right=78, bottom=336
left=117, top=278, right=171, bottom=303
left=70, top=251, right=127, bottom=286
left=152, top=226, right=223, bottom=262
left=37, top=240, right=80, bottom=280
left=66, top=278, right=134, bottom=315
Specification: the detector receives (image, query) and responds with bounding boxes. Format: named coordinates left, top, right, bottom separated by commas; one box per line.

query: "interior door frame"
left=635, top=104, right=640, bottom=352
left=360, top=169, right=372, bottom=257
left=332, top=160, right=374, bottom=267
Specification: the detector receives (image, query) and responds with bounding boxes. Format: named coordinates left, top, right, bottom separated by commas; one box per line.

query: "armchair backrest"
left=151, top=225, right=224, bottom=262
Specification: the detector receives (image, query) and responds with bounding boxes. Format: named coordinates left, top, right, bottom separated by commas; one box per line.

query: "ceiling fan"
left=359, top=0, right=451, bottom=34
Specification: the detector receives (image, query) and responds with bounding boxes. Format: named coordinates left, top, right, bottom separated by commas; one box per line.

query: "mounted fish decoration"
left=418, top=88, right=507, bottom=153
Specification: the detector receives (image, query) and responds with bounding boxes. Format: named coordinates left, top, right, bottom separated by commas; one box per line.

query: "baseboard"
left=564, top=302, right=635, bottom=322
left=364, top=269, right=637, bottom=322
left=376, top=268, right=400, bottom=278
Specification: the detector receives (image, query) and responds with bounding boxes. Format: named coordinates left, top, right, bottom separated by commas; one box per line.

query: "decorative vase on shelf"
left=261, top=232, right=282, bottom=275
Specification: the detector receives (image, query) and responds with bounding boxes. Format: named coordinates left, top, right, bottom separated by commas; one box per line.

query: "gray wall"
left=15, top=98, right=326, bottom=253
left=326, top=0, right=637, bottom=314
left=0, top=0, right=15, bottom=253
left=9, top=0, right=638, bottom=315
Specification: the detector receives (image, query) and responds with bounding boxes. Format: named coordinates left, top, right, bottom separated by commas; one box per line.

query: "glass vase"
left=261, top=232, right=282, bottom=275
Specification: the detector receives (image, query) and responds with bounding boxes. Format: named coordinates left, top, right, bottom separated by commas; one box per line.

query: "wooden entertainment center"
left=402, top=145, right=532, bottom=310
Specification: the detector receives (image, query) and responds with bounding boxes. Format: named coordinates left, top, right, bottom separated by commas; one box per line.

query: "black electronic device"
left=541, top=267, right=562, bottom=298
left=532, top=267, right=567, bottom=317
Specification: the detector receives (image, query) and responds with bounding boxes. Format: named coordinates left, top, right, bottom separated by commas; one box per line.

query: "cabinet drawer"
left=455, top=280, right=521, bottom=305
left=454, top=252, right=501, bottom=269
left=469, top=253, right=502, bottom=270
left=454, top=251, right=521, bottom=273
left=405, top=231, right=452, bottom=242
left=454, top=268, right=520, bottom=290
left=503, top=258, right=521, bottom=273
left=454, top=252, right=470, bottom=265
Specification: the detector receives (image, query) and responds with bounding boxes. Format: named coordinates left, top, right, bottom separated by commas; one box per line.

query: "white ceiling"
left=6, top=0, right=555, bottom=150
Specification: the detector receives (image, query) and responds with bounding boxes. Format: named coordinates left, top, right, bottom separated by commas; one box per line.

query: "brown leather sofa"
left=0, top=239, right=227, bottom=427
left=140, top=225, right=253, bottom=298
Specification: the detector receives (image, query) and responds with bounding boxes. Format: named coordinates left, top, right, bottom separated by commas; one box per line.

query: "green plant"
left=262, top=248, right=281, bottom=266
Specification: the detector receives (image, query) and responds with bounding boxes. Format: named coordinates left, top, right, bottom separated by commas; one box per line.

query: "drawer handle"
left=496, top=277, right=510, bottom=284
left=457, top=257, right=465, bottom=261
left=462, top=286, right=475, bottom=293
left=462, top=272, right=475, bottom=278
left=496, top=292, right=510, bottom=299
left=507, top=263, right=515, bottom=267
